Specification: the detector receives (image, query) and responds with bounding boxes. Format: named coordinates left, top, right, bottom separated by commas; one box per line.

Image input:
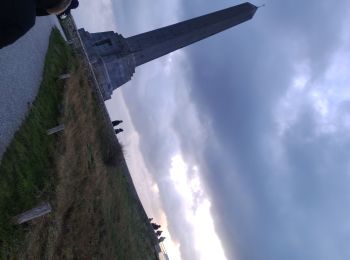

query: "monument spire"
left=79, top=2, right=257, bottom=100
left=127, top=2, right=257, bottom=66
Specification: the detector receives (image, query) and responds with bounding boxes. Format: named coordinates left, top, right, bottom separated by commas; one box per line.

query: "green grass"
left=103, top=166, right=157, bottom=260
left=0, top=27, right=157, bottom=259
left=0, top=29, right=75, bottom=257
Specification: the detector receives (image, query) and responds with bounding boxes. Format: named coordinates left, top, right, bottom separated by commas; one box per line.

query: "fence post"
left=13, top=202, right=52, bottom=224
left=47, top=124, right=64, bottom=135
left=58, top=73, right=71, bottom=80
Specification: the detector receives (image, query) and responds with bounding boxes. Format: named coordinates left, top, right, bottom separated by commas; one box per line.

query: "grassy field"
left=0, top=29, right=157, bottom=259
left=0, top=29, right=74, bottom=257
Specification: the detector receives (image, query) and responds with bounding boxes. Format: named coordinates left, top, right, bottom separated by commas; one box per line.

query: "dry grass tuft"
left=21, top=65, right=157, bottom=259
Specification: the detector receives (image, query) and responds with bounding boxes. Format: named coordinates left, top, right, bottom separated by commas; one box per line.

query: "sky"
left=73, top=1, right=350, bottom=259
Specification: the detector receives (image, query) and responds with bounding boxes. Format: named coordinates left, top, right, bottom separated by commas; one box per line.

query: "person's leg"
left=112, top=120, right=122, bottom=126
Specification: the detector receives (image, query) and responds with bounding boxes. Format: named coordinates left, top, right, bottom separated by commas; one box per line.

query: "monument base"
left=79, top=29, right=136, bottom=100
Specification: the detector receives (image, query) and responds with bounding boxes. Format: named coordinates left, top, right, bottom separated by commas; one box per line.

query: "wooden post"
left=58, top=73, right=71, bottom=80
left=13, top=202, right=52, bottom=224
left=47, top=124, right=64, bottom=135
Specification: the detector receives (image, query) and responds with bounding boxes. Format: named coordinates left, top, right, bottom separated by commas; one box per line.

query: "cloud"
left=176, top=1, right=350, bottom=259
left=167, top=155, right=228, bottom=260
left=73, top=0, right=117, bottom=31
left=84, top=0, right=350, bottom=259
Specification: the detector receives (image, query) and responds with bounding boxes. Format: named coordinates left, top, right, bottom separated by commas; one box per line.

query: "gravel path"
left=0, top=16, right=65, bottom=159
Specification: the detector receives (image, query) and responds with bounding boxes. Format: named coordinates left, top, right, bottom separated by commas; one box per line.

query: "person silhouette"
left=112, top=120, right=123, bottom=127
left=158, top=237, right=166, bottom=243
left=115, top=128, right=123, bottom=134
left=151, top=223, right=161, bottom=230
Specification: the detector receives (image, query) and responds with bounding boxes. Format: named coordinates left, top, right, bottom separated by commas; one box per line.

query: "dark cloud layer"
left=114, top=0, right=350, bottom=259
left=178, top=1, right=350, bottom=259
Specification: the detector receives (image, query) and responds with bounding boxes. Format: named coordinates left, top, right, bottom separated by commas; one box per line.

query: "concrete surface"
left=0, top=15, right=65, bottom=159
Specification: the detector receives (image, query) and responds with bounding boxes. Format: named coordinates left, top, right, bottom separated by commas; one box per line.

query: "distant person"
left=112, top=120, right=123, bottom=127
left=115, top=128, right=123, bottom=134
left=58, top=0, right=79, bottom=19
left=0, top=0, right=72, bottom=48
left=151, top=223, right=161, bottom=230
left=158, top=237, right=166, bottom=243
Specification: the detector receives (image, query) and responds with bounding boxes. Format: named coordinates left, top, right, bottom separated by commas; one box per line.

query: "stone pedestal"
left=78, top=2, right=257, bottom=100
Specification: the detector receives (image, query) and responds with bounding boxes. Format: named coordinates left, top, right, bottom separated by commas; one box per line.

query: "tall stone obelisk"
left=79, top=2, right=257, bottom=100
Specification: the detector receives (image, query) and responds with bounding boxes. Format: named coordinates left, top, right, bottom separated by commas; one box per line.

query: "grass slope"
left=0, top=29, right=74, bottom=257
left=0, top=29, right=157, bottom=259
